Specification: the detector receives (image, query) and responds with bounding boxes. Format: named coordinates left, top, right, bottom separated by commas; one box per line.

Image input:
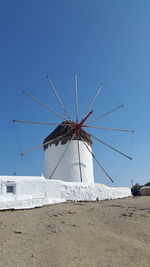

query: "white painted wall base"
left=44, top=140, right=94, bottom=183
left=0, top=176, right=131, bottom=210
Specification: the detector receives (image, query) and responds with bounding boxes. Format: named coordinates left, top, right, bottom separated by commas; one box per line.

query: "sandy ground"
left=0, top=196, right=150, bottom=267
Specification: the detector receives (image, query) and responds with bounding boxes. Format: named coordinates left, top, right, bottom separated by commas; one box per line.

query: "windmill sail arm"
left=82, top=125, right=135, bottom=133
left=77, top=138, right=82, bottom=182
left=84, top=83, right=103, bottom=117
left=79, top=134, right=114, bottom=183
left=23, top=90, right=66, bottom=120
left=21, top=131, right=71, bottom=156
left=12, top=120, right=68, bottom=127
left=86, top=105, right=124, bottom=125
left=49, top=131, right=76, bottom=179
left=78, top=110, right=93, bottom=127
left=74, top=73, right=79, bottom=123
left=47, top=75, right=70, bottom=120
left=90, top=133, right=132, bottom=160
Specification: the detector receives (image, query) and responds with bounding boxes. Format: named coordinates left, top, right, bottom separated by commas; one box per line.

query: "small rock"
left=52, top=228, right=63, bottom=233
left=47, top=224, right=53, bottom=228
left=128, top=212, right=133, bottom=217
left=121, top=213, right=127, bottom=217
left=14, top=230, right=22, bottom=234
left=58, top=213, right=63, bottom=216
left=72, top=224, right=80, bottom=227
left=68, top=210, right=76, bottom=214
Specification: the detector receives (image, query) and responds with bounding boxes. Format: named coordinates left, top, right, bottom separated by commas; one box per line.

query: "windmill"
left=13, top=74, right=134, bottom=183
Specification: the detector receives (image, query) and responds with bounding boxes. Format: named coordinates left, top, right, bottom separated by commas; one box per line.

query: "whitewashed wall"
left=0, top=176, right=132, bottom=210
left=0, top=176, right=45, bottom=200
left=44, top=140, right=94, bottom=183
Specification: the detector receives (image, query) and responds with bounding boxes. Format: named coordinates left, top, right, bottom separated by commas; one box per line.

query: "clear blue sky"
left=0, top=0, right=150, bottom=187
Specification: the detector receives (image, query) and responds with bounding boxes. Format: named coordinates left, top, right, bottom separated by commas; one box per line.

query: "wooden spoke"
left=82, top=125, right=135, bottom=133
left=79, top=134, right=114, bottom=183
left=84, top=83, right=103, bottom=117
left=23, top=90, right=66, bottom=120
left=20, top=131, right=71, bottom=156
left=77, top=138, right=82, bottom=182
left=49, top=132, right=76, bottom=179
left=90, top=133, right=132, bottom=160
left=86, top=105, right=124, bottom=125
left=12, top=120, right=68, bottom=127
left=74, top=73, right=79, bottom=123
left=47, top=75, right=70, bottom=120
left=78, top=111, right=93, bottom=127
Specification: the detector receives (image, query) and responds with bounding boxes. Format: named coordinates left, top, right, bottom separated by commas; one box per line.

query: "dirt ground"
left=0, top=196, right=150, bottom=267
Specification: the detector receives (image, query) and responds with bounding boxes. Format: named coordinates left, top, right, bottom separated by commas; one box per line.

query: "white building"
left=43, top=120, right=94, bottom=183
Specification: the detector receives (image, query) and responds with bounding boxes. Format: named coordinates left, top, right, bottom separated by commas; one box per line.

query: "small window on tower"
left=6, top=185, right=15, bottom=194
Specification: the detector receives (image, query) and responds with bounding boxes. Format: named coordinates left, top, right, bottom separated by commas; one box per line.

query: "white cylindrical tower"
left=43, top=121, right=94, bottom=183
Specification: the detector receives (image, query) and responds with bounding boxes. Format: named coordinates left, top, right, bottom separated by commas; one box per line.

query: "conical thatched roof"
left=43, top=120, right=92, bottom=150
